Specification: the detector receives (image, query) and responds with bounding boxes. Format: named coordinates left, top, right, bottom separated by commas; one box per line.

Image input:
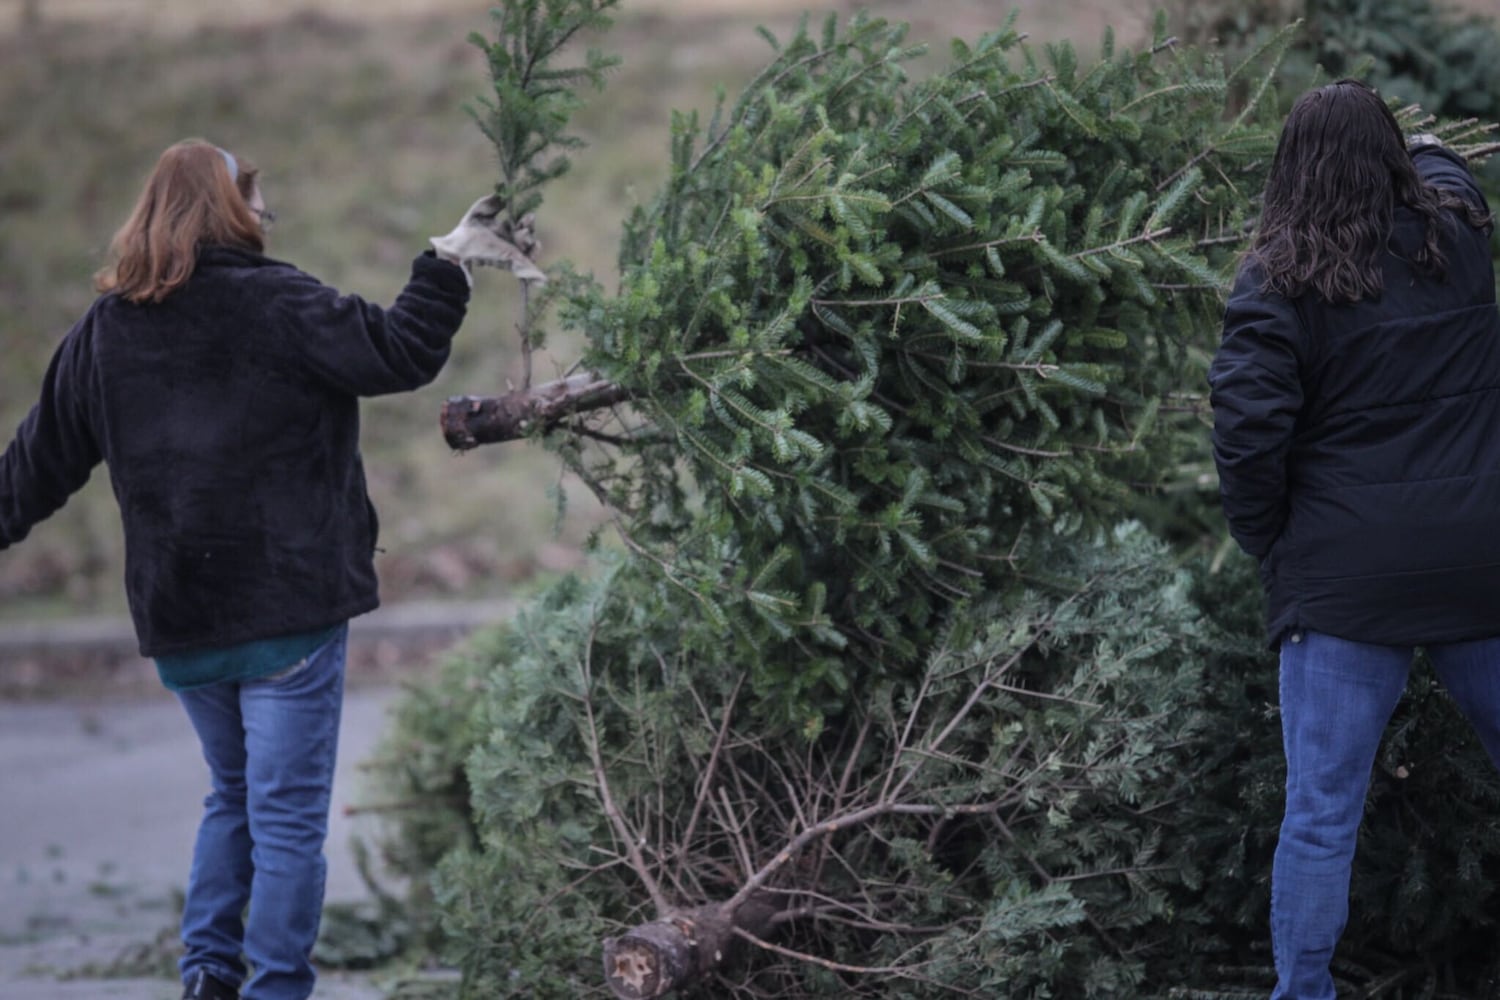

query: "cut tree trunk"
left=602, top=897, right=777, bottom=999
left=440, top=373, right=631, bottom=450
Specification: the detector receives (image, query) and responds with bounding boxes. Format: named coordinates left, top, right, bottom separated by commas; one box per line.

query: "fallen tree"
left=418, top=529, right=1219, bottom=999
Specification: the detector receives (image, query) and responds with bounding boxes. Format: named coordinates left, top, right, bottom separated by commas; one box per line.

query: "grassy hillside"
left=0, top=1, right=1158, bottom=622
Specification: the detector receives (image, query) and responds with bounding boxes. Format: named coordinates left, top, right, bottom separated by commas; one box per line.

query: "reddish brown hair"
left=95, top=139, right=265, bottom=304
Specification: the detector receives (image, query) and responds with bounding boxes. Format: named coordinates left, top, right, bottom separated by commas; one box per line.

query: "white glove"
left=431, top=194, right=546, bottom=284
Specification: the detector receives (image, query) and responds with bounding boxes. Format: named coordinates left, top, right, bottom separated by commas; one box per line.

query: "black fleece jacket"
left=1210, top=146, right=1500, bottom=648
left=0, top=246, right=470, bottom=656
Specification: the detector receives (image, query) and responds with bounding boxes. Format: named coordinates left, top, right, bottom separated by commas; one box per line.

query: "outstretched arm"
left=0, top=326, right=102, bottom=550
left=276, top=251, right=472, bottom=398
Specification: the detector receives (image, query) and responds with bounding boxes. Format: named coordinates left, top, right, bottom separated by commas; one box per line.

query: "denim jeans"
left=174, top=625, right=348, bottom=1000
left=1272, top=629, right=1500, bottom=999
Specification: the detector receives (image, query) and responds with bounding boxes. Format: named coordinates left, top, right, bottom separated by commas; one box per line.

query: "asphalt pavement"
left=0, top=682, right=427, bottom=999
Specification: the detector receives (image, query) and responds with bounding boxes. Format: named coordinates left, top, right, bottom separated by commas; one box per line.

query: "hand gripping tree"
left=405, top=3, right=1499, bottom=998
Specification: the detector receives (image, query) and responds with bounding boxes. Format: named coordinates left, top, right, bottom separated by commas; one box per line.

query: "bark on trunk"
left=602, top=897, right=777, bottom=999
left=440, top=373, right=631, bottom=450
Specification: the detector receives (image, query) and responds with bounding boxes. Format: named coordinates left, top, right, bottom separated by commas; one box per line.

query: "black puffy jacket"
left=0, top=247, right=469, bottom=655
left=1210, top=146, right=1500, bottom=648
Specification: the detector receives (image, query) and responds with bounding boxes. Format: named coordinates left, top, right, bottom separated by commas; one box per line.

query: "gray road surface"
left=0, top=685, right=421, bottom=999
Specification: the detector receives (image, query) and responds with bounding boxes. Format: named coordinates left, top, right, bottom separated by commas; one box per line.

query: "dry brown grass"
left=7, top=0, right=1135, bottom=45
left=6, top=0, right=1493, bottom=52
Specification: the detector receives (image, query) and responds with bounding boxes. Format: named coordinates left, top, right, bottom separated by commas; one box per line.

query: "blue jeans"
left=174, top=625, right=348, bottom=1000
left=1272, top=630, right=1500, bottom=999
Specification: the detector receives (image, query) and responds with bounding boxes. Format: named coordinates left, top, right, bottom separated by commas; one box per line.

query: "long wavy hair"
left=1250, top=79, right=1491, bottom=304
left=96, top=139, right=265, bottom=304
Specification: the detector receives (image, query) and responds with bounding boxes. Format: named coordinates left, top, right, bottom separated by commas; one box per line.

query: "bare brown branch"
left=580, top=624, right=670, bottom=916
left=440, top=373, right=633, bottom=449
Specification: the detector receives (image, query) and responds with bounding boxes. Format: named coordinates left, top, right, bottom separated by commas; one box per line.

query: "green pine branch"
left=466, top=0, right=620, bottom=223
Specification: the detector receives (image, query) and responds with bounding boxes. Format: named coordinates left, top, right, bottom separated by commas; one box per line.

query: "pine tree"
left=1162, top=0, right=1500, bottom=203
left=446, top=6, right=1290, bottom=704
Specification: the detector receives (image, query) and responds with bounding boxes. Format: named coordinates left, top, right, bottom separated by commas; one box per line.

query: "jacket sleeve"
left=1412, top=144, right=1492, bottom=217
left=0, top=323, right=102, bottom=550
left=276, top=251, right=471, bottom=397
left=1208, top=261, right=1304, bottom=560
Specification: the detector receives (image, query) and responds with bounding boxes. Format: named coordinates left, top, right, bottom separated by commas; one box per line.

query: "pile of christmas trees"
left=371, top=3, right=1500, bottom=997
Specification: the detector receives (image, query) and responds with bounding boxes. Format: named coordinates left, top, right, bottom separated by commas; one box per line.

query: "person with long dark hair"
left=1210, top=80, right=1499, bottom=998
left=0, top=139, right=516, bottom=1000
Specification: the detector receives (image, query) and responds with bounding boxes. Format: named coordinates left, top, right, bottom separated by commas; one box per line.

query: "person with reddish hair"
left=0, top=138, right=509, bottom=1000
left=1210, top=81, right=1499, bottom=999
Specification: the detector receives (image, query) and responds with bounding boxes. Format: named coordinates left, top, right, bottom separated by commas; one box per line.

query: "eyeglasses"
left=253, top=207, right=277, bottom=231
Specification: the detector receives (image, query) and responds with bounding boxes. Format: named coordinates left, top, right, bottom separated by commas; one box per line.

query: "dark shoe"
left=182, top=968, right=238, bottom=1000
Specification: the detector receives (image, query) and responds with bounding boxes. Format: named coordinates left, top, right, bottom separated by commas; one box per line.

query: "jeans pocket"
left=256, top=655, right=313, bottom=685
